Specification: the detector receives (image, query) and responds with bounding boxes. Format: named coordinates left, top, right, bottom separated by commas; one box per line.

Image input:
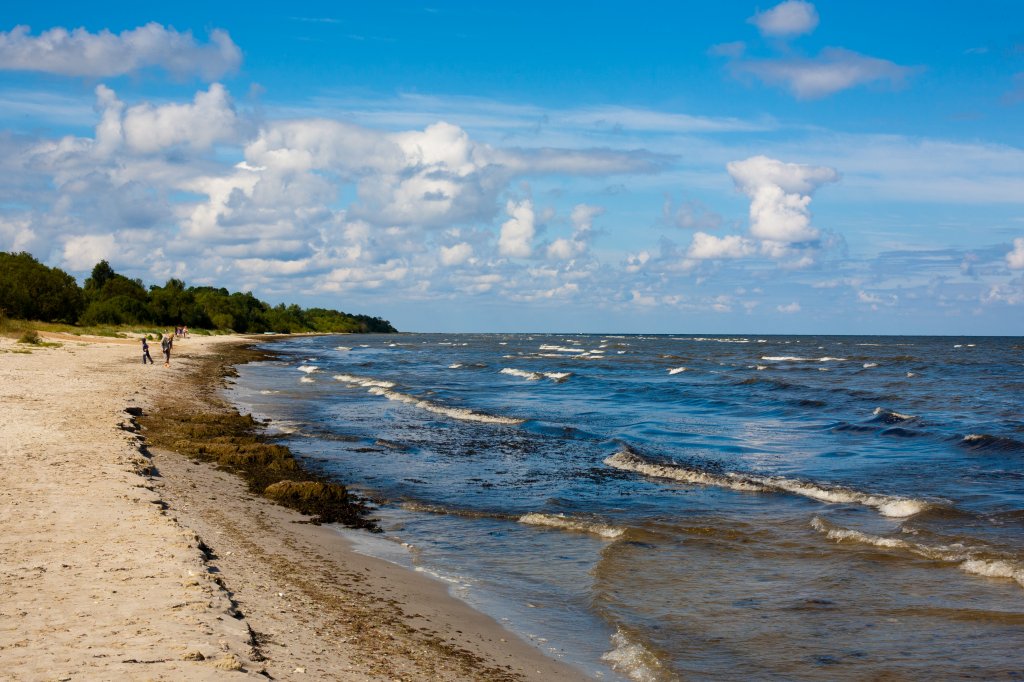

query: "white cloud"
left=499, top=199, right=535, bottom=258
left=62, top=233, right=116, bottom=270
left=440, top=242, right=473, bottom=266
left=0, top=23, right=241, bottom=80
left=686, top=232, right=756, bottom=259
left=727, top=155, right=838, bottom=244
left=749, top=1, right=819, bottom=38
left=984, top=280, right=1024, bottom=305
left=777, top=301, right=802, bottom=313
left=547, top=203, right=604, bottom=260
left=0, top=216, right=37, bottom=252
left=121, top=84, right=239, bottom=153
left=733, top=48, right=915, bottom=99
left=1007, top=237, right=1024, bottom=269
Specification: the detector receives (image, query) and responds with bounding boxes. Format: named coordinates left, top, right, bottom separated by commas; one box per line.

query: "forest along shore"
left=0, top=333, right=588, bottom=681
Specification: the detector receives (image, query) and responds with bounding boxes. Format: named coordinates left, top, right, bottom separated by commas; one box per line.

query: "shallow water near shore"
left=229, top=333, right=1024, bottom=680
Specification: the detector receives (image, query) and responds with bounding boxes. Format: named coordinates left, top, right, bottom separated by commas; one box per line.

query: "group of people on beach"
left=141, top=330, right=180, bottom=367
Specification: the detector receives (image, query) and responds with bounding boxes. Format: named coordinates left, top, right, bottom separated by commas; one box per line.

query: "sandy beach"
left=0, top=333, right=588, bottom=681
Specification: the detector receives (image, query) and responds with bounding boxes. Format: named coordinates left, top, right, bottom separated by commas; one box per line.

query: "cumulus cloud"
left=499, top=199, right=535, bottom=258
left=733, top=48, right=916, bottom=99
left=547, top=204, right=603, bottom=260
left=63, top=233, right=116, bottom=270
left=727, top=155, right=838, bottom=244
left=440, top=242, right=473, bottom=266
left=686, top=232, right=756, bottom=260
left=777, top=301, right=801, bottom=313
left=93, top=83, right=240, bottom=155
left=749, top=1, right=819, bottom=38
left=0, top=23, right=241, bottom=80
left=1007, top=237, right=1024, bottom=269
left=122, top=84, right=239, bottom=153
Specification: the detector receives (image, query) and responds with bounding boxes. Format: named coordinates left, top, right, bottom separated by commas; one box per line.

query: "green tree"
left=0, top=252, right=84, bottom=322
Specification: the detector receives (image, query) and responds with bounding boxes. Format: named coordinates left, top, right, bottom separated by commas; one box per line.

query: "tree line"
left=0, top=251, right=397, bottom=334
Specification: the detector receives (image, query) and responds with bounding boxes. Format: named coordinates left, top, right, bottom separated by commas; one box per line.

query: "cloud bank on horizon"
left=0, top=1, right=1022, bottom=334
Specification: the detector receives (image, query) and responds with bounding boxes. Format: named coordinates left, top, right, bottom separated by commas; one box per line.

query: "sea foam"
left=333, top=373, right=396, bottom=389
left=605, top=449, right=929, bottom=517
left=518, top=513, right=625, bottom=539
left=366, top=386, right=524, bottom=425
left=601, top=629, right=666, bottom=682
left=811, top=517, right=1024, bottom=589
left=501, top=368, right=572, bottom=383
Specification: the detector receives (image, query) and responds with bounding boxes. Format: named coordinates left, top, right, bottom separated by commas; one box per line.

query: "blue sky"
left=1, top=1, right=1023, bottom=333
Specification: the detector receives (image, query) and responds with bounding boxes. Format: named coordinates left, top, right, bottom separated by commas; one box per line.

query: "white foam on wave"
left=333, top=373, right=396, bottom=389
left=366, top=386, right=524, bottom=425
left=811, top=518, right=1024, bottom=589
left=297, top=365, right=319, bottom=373
left=818, top=357, right=846, bottom=362
left=335, top=345, right=351, bottom=351
left=539, top=344, right=584, bottom=353
left=518, top=513, right=625, bottom=539
left=449, top=363, right=463, bottom=369
left=605, top=450, right=929, bottom=518
left=501, top=368, right=572, bottom=383
left=668, top=367, right=688, bottom=375
left=863, top=362, right=879, bottom=368
left=501, top=367, right=542, bottom=381
left=300, top=376, right=315, bottom=383
left=681, top=337, right=751, bottom=344
left=873, top=407, right=916, bottom=422
left=259, top=389, right=280, bottom=395
left=601, top=629, right=665, bottom=682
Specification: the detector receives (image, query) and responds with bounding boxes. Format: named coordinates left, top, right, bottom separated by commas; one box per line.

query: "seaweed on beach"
left=140, top=345, right=379, bottom=531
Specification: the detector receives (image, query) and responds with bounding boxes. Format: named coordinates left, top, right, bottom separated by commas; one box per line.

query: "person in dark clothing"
left=141, top=337, right=154, bottom=364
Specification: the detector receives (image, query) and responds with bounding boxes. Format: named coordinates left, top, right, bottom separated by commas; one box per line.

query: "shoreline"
left=0, top=332, right=589, bottom=680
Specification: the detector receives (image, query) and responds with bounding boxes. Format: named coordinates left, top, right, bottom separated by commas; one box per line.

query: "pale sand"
left=0, top=334, right=590, bottom=681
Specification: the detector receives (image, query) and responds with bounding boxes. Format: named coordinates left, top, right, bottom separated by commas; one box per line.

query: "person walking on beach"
left=141, top=337, right=154, bottom=365
left=161, top=332, right=172, bottom=367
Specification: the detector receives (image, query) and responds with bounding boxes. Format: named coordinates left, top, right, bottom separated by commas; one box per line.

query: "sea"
left=227, top=333, right=1024, bottom=681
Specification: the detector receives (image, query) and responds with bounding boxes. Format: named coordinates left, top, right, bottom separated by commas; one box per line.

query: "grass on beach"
left=0, top=315, right=229, bottom=341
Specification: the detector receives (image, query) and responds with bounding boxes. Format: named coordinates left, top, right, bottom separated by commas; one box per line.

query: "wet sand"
left=0, top=333, right=589, bottom=680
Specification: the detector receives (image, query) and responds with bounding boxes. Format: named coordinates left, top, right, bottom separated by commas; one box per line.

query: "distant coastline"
left=0, top=250, right=397, bottom=335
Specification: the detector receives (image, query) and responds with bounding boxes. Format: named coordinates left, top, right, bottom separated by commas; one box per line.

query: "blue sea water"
left=228, top=334, right=1024, bottom=681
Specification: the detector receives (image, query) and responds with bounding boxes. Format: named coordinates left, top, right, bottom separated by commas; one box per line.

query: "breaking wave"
left=333, top=373, right=396, bottom=389
left=518, top=513, right=625, bottom=539
left=667, top=367, right=687, bottom=375
left=960, top=433, right=1024, bottom=453
left=297, top=364, right=319, bottom=373
left=872, top=407, right=917, bottom=424
left=366, top=386, right=525, bottom=425
left=501, top=367, right=572, bottom=383
left=601, top=629, right=667, bottom=682
left=811, top=517, right=1024, bottom=589
left=605, top=448, right=930, bottom=517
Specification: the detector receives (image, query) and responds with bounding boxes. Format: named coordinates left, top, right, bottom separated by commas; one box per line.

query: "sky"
left=1, top=1, right=1023, bottom=334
